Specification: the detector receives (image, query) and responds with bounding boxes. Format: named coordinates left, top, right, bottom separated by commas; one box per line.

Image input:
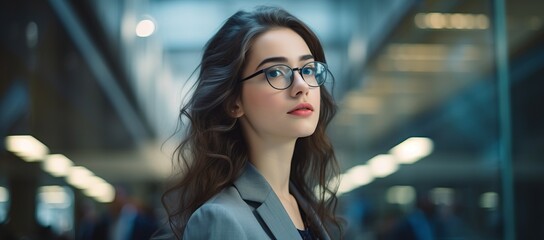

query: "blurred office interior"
left=1, top=0, right=543, bottom=239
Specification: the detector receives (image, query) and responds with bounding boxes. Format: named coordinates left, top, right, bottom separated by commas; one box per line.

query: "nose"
left=289, top=70, right=310, bottom=97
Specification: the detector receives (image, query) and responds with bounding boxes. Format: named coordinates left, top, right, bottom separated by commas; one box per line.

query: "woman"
left=162, top=6, right=342, bottom=239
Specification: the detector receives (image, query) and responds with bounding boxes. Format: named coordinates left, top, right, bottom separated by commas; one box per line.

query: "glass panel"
left=507, top=0, right=544, bottom=239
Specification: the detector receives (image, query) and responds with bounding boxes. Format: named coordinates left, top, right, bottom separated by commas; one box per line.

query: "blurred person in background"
left=159, top=5, right=343, bottom=240
left=79, top=186, right=158, bottom=240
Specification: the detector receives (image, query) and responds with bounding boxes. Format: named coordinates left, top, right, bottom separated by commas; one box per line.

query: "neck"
left=248, top=138, right=297, bottom=197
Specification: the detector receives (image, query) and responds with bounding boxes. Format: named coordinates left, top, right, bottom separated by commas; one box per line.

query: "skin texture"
left=233, top=27, right=322, bottom=230
left=237, top=27, right=321, bottom=141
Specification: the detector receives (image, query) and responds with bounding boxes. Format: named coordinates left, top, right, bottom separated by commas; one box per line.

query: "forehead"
left=246, top=28, right=312, bottom=66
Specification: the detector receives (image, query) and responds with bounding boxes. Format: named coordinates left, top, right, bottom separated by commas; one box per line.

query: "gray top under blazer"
left=183, top=163, right=331, bottom=240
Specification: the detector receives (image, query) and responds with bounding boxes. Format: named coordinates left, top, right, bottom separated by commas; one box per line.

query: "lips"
left=287, top=103, right=314, bottom=116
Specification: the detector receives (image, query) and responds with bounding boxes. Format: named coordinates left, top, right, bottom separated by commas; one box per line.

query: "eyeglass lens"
left=264, top=62, right=327, bottom=89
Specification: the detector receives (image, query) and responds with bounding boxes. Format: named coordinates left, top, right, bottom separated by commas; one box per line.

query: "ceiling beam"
left=48, top=0, right=149, bottom=142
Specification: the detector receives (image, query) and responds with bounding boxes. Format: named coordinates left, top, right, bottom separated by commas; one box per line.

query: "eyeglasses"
left=240, top=61, right=329, bottom=90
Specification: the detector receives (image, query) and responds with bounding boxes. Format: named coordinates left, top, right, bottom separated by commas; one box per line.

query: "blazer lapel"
left=234, top=163, right=301, bottom=240
left=290, top=182, right=331, bottom=240
left=255, top=195, right=302, bottom=239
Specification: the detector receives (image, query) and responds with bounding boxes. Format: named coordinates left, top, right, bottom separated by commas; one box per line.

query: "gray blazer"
left=183, top=163, right=331, bottom=239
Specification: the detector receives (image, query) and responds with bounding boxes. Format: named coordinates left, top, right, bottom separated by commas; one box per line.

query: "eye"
left=301, top=66, right=315, bottom=75
left=267, top=70, right=281, bottom=78
left=265, top=67, right=287, bottom=79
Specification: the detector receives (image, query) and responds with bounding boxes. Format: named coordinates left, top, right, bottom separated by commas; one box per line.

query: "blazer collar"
left=233, top=163, right=272, bottom=203
left=233, top=163, right=301, bottom=239
left=233, top=163, right=331, bottom=240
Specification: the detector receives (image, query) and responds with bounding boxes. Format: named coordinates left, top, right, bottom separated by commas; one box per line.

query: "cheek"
left=241, top=86, right=280, bottom=115
left=313, top=89, right=322, bottom=115
left=244, top=89, right=266, bottom=107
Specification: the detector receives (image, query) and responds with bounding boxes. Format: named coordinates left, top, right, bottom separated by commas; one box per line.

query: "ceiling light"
left=386, top=185, right=416, bottom=205
left=94, top=188, right=115, bottom=203
left=66, top=166, right=94, bottom=189
left=43, top=154, right=74, bottom=177
left=336, top=164, right=375, bottom=196
left=480, top=192, right=499, bottom=209
left=415, top=13, right=489, bottom=30
left=390, top=137, right=433, bottom=164
left=84, top=177, right=115, bottom=203
left=136, top=19, right=155, bottom=37
left=368, top=154, right=398, bottom=178
left=5, top=135, right=49, bottom=162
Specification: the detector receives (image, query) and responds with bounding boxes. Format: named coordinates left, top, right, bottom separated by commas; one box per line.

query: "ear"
left=229, top=97, right=244, bottom=118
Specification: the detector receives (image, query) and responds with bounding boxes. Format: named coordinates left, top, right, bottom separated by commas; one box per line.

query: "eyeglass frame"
left=240, top=61, right=330, bottom=90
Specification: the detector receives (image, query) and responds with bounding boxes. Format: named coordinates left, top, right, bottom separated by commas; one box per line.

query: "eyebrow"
left=255, top=54, right=314, bottom=70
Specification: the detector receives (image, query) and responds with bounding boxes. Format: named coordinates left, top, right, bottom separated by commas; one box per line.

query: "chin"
left=296, top=128, right=317, bottom=138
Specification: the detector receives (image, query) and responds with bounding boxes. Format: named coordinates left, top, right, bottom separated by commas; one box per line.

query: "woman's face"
left=237, top=27, right=321, bottom=142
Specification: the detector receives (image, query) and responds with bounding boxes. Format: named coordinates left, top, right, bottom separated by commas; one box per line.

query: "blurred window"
left=36, top=186, right=74, bottom=236
left=0, top=186, right=9, bottom=223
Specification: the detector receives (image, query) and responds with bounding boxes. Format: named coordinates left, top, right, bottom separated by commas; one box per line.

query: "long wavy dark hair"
left=161, top=5, right=342, bottom=239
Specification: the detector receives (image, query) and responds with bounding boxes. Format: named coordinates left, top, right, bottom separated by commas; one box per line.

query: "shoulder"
left=183, top=186, right=250, bottom=239
left=184, top=202, right=247, bottom=239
